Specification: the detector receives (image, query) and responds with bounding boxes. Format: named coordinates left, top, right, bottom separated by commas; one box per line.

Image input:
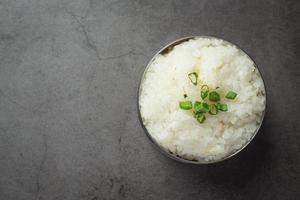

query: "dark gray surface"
left=0, top=0, right=299, bottom=199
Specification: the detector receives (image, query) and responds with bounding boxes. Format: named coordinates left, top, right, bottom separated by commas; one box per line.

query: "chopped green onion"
left=194, top=112, right=206, bottom=123
left=209, top=91, right=220, bottom=102
left=195, top=113, right=206, bottom=124
left=201, top=91, right=208, bottom=100
left=225, top=91, right=237, bottom=99
left=194, top=101, right=201, bottom=112
left=194, top=101, right=211, bottom=113
left=209, top=104, right=218, bottom=115
left=178, top=73, right=235, bottom=124
left=196, top=115, right=206, bottom=123
left=179, top=101, right=192, bottom=110
left=201, top=85, right=209, bottom=100
left=188, top=72, right=198, bottom=85
left=216, top=103, right=228, bottom=112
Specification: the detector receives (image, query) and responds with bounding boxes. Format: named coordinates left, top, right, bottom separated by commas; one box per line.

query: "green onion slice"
left=188, top=72, right=198, bottom=86
left=209, top=91, right=220, bottom=102
left=194, top=112, right=206, bottom=123
left=216, top=103, right=228, bottom=112
left=201, top=85, right=209, bottom=100
left=209, top=104, right=218, bottom=115
left=194, top=102, right=211, bottom=113
left=179, top=101, right=192, bottom=110
left=225, top=91, right=237, bottom=99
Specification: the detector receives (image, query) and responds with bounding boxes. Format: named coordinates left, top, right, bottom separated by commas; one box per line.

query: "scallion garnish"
left=194, top=101, right=211, bottom=113
left=225, top=91, right=237, bottom=100
left=179, top=101, right=192, bottom=110
left=194, top=112, right=206, bottom=123
left=209, top=104, right=218, bottom=115
left=201, top=85, right=209, bottom=100
left=216, top=103, right=228, bottom=112
left=178, top=73, right=236, bottom=123
left=188, top=72, right=198, bottom=85
left=209, top=91, right=220, bottom=102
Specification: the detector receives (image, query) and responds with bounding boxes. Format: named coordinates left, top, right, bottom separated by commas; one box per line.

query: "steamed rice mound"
left=139, top=37, right=266, bottom=161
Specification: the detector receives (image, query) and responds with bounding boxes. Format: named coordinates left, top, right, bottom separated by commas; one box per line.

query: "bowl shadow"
left=176, top=123, right=272, bottom=197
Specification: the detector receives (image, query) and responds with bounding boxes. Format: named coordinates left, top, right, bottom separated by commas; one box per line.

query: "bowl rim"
left=137, top=35, right=267, bottom=164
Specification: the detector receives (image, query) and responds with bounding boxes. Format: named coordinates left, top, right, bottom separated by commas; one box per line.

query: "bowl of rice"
left=138, top=36, right=266, bottom=164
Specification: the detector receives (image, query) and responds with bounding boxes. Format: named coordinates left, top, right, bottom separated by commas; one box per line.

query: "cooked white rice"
left=139, top=37, right=266, bottom=162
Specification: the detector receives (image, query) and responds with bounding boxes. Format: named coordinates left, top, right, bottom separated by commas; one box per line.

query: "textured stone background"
left=0, top=0, right=299, bottom=200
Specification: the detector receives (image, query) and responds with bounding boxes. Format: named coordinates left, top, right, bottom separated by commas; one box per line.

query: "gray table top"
left=0, top=0, right=299, bottom=200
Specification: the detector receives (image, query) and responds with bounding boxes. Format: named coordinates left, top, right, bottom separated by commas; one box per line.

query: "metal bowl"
left=137, top=36, right=266, bottom=164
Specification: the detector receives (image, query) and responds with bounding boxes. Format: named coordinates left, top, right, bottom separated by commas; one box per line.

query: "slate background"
left=0, top=0, right=299, bottom=200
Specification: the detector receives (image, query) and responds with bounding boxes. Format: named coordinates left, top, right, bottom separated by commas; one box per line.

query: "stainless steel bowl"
left=138, top=36, right=266, bottom=164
